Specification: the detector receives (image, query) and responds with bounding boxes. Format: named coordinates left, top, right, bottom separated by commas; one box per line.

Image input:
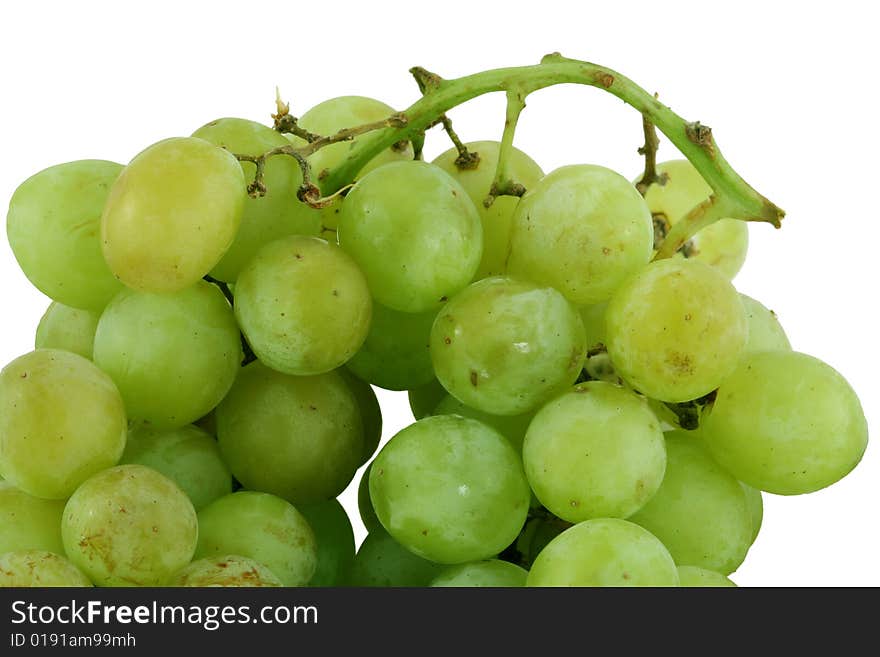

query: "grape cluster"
left=0, top=87, right=868, bottom=588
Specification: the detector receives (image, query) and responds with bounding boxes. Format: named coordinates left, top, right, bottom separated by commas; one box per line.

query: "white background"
left=1, top=0, right=877, bottom=586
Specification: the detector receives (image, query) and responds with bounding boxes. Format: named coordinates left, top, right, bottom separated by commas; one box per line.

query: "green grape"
left=700, top=351, right=868, bottom=495
left=508, top=164, right=653, bottom=305
left=519, top=515, right=572, bottom=568
left=192, top=117, right=321, bottom=281
left=169, top=555, right=283, bottom=587
left=407, top=379, right=448, bottom=420
left=357, top=464, right=382, bottom=533
left=677, top=566, right=736, bottom=587
left=234, top=236, right=371, bottom=376
left=740, top=293, right=791, bottom=353
left=216, top=362, right=363, bottom=505
left=0, top=481, right=65, bottom=554
left=430, top=277, right=586, bottom=415
left=62, top=464, right=198, bottom=586
left=298, top=499, right=356, bottom=587
left=433, top=395, right=534, bottom=453
left=345, top=302, right=436, bottom=391
left=35, top=302, right=99, bottom=359
left=605, top=258, right=747, bottom=403
left=6, top=160, right=123, bottom=311
left=101, top=137, right=245, bottom=292
left=742, top=483, right=763, bottom=544
left=337, top=369, right=382, bottom=465
left=643, top=160, right=749, bottom=279
left=338, top=161, right=482, bottom=313
left=430, top=559, right=528, bottom=587
left=628, top=431, right=753, bottom=574
left=578, top=302, right=608, bottom=351
left=93, top=281, right=241, bottom=428
left=433, top=141, right=544, bottom=279
left=0, top=349, right=126, bottom=499
left=523, top=381, right=666, bottom=522
left=0, top=551, right=92, bottom=587
left=196, top=491, right=317, bottom=587
left=369, top=415, right=530, bottom=564
left=120, top=424, right=232, bottom=511
left=527, top=518, right=679, bottom=587
left=348, top=529, right=443, bottom=587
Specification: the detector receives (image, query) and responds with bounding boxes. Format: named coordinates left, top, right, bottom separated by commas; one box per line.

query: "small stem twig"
left=271, top=89, right=321, bottom=142
left=635, top=105, right=668, bottom=196
left=440, top=115, right=480, bottom=169
left=654, top=195, right=734, bottom=260
left=485, top=89, right=528, bottom=208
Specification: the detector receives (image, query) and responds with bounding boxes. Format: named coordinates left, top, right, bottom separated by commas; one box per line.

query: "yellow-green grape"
left=0, top=482, right=65, bottom=554
left=742, top=483, right=763, bottom=544
left=234, top=236, right=371, bottom=376
left=430, top=559, right=528, bottom=587
left=6, top=160, right=124, bottom=311
left=299, top=500, right=356, bottom=587
left=526, top=518, right=679, bottom=587
left=508, top=165, right=653, bottom=305
left=643, top=160, right=749, bottom=279
left=578, top=302, right=608, bottom=351
left=430, top=277, right=586, bottom=415
left=169, top=555, right=283, bottom=587
left=348, top=529, right=443, bottom=587
left=338, top=161, right=482, bottom=313
left=216, top=362, right=363, bottom=505
left=369, top=415, right=530, bottom=564
left=740, top=293, right=791, bottom=353
left=701, top=351, right=868, bottom=495
left=433, top=395, right=534, bottom=453
left=628, top=431, right=753, bottom=575
left=62, top=465, right=198, bottom=586
left=407, top=378, right=448, bottom=420
left=0, top=350, right=126, bottom=499
left=195, top=491, right=317, bottom=587
left=35, top=302, right=99, bottom=360
left=338, top=369, right=383, bottom=465
left=345, top=303, right=436, bottom=391
left=523, top=382, right=666, bottom=522
left=605, top=258, right=747, bottom=403
left=357, top=464, right=382, bottom=534
left=677, top=566, right=736, bottom=588
left=120, top=424, right=232, bottom=511
left=93, top=281, right=241, bottom=428
left=0, top=551, right=92, bottom=587
left=432, top=141, right=544, bottom=279
left=192, top=118, right=321, bottom=281
left=101, top=137, right=245, bottom=292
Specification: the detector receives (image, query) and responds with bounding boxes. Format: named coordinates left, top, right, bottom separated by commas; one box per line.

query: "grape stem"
left=634, top=106, right=668, bottom=196
left=485, top=89, right=528, bottom=208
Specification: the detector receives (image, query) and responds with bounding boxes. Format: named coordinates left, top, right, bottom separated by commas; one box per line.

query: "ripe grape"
left=34, top=302, right=99, bottom=360
left=357, top=464, right=382, bottom=534
left=677, top=565, right=736, bottom=587
left=0, top=481, right=65, bottom=555
left=0, top=550, right=92, bottom=587
left=740, top=293, right=791, bottom=353
left=430, top=560, right=528, bottom=587
left=348, top=529, right=443, bottom=587
left=433, top=394, right=534, bottom=452
left=298, top=499, right=356, bottom=587
left=742, top=483, right=764, bottom=544
left=170, top=555, right=283, bottom=587
left=337, top=368, right=383, bottom=465
left=407, top=378, right=448, bottom=420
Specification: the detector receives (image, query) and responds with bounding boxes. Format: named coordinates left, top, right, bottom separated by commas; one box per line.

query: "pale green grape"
left=192, top=118, right=321, bottom=281
left=299, top=499, right=356, bottom=587
left=196, top=491, right=317, bottom=587
left=628, top=431, right=753, bottom=574
left=101, top=137, right=245, bottom=292
left=701, top=351, right=868, bottom=495
left=345, top=302, right=436, bottom=391
left=742, top=483, right=763, bottom=544
left=0, top=481, right=65, bottom=554
left=433, top=395, right=534, bottom=453
left=0, top=551, right=92, bottom=587
left=169, top=555, right=283, bottom=587
left=508, top=164, right=653, bottom=305
left=120, top=424, right=232, bottom=511
left=338, top=369, right=383, bottom=465
left=6, top=160, right=123, bottom=311
left=740, top=293, right=791, bottom=353
left=0, top=349, right=126, bottom=499
left=430, top=277, right=586, bottom=415
left=430, top=559, right=528, bottom=587
left=357, top=464, right=382, bottom=534
left=578, top=302, right=608, bottom=351
left=62, top=464, right=198, bottom=586
left=338, top=161, right=482, bottom=313
left=433, top=141, right=544, bottom=279
left=234, top=236, right=371, bottom=376
left=526, top=518, right=679, bottom=587
left=677, top=566, right=736, bottom=587
left=216, top=362, right=363, bottom=505
left=93, top=281, right=241, bottom=428
left=35, top=302, right=99, bottom=359
left=369, top=415, right=530, bottom=564
left=605, top=258, right=747, bottom=402
left=348, top=529, right=443, bottom=587
left=643, top=160, right=749, bottom=279
left=523, top=381, right=666, bottom=522
left=407, top=379, right=448, bottom=420
left=518, top=515, right=572, bottom=568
